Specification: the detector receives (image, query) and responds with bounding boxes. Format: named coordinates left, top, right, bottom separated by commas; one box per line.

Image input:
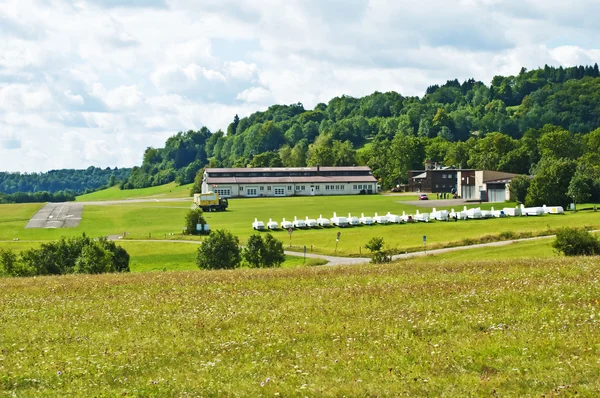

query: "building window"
left=353, top=185, right=357, bottom=190
left=267, top=186, right=271, bottom=191
left=288, top=186, right=292, bottom=191
left=214, top=188, right=231, bottom=197
left=274, top=187, right=285, bottom=195
left=315, top=186, right=320, bottom=191
left=301, top=186, right=305, bottom=191
left=295, top=186, right=301, bottom=191
left=325, top=185, right=330, bottom=190
left=435, top=184, right=439, bottom=188
left=239, top=187, right=243, bottom=191
left=260, top=186, right=264, bottom=191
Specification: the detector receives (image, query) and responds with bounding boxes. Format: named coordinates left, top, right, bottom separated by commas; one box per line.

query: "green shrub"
left=196, top=230, right=241, bottom=270
left=244, top=234, right=264, bottom=268
left=184, top=208, right=207, bottom=235
left=243, top=233, right=285, bottom=268
left=0, top=234, right=130, bottom=277
left=552, top=227, right=600, bottom=256
left=499, top=230, right=517, bottom=240
left=365, top=237, right=392, bottom=264
left=262, top=234, right=285, bottom=267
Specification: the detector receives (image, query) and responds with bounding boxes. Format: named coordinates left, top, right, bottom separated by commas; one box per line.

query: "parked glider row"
left=251, top=204, right=565, bottom=230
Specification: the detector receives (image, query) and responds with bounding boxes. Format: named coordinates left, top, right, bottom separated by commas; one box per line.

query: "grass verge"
left=1, top=256, right=600, bottom=395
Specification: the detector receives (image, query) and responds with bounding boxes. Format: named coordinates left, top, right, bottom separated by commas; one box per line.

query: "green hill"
left=76, top=182, right=193, bottom=202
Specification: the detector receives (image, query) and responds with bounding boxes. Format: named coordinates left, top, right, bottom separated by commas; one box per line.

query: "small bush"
left=365, top=237, right=392, bottom=264
left=499, top=230, right=517, bottom=240
left=243, top=233, right=285, bottom=268
left=196, top=229, right=241, bottom=270
left=552, top=227, right=600, bottom=256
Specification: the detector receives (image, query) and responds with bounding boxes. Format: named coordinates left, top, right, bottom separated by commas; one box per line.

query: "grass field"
left=2, top=256, right=600, bottom=396
left=76, top=182, right=193, bottom=201
left=1, top=195, right=600, bottom=257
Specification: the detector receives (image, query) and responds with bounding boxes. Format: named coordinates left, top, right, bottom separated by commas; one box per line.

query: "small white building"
left=201, top=166, right=378, bottom=198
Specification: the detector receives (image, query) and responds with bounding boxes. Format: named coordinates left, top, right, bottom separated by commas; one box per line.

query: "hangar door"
left=487, top=184, right=506, bottom=203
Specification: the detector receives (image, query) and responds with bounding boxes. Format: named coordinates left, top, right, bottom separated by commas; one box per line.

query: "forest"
left=120, top=64, right=600, bottom=205
left=0, top=167, right=131, bottom=196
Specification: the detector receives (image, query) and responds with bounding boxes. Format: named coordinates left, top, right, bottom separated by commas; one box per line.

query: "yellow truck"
left=193, top=192, right=229, bottom=212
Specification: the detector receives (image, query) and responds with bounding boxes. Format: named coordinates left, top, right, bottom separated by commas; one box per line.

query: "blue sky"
left=1, top=0, right=599, bottom=172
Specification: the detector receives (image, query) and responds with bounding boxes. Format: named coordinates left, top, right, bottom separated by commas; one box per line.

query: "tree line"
left=0, top=167, right=131, bottom=196
left=117, top=64, right=600, bottom=196
left=0, top=234, right=130, bottom=277
left=0, top=190, right=77, bottom=204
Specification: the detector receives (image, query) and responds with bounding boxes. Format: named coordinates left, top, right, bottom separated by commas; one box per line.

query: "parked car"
left=418, top=194, right=429, bottom=200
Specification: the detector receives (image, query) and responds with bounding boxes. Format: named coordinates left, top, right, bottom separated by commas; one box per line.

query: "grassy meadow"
left=2, top=256, right=600, bottom=396
left=76, top=182, right=193, bottom=201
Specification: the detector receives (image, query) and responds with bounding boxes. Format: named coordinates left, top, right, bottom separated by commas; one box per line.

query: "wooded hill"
left=121, top=64, right=600, bottom=201
left=0, top=167, right=131, bottom=196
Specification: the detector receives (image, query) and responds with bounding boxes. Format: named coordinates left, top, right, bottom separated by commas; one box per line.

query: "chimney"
left=425, top=159, right=432, bottom=170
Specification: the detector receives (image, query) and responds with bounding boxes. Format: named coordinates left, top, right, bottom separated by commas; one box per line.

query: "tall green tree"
left=185, top=208, right=207, bottom=235
left=525, top=158, right=577, bottom=207
left=508, top=175, right=530, bottom=203
left=567, top=174, right=591, bottom=211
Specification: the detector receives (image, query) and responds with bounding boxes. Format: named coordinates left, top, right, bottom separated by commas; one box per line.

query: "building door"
left=462, top=185, right=475, bottom=199
left=246, top=188, right=258, bottom=197
left=488, top=188, right=506, bottom=203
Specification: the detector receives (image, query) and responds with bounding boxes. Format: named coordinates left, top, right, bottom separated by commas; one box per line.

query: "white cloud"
left=64, top=90, right=84, bottom=105
left=235, top=86, right=273, bottom=104
left=0, top=0, right=599, bottom=172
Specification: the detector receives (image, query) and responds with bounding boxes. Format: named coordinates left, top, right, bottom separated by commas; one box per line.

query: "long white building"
left=201, top=166, right=378, bottom=198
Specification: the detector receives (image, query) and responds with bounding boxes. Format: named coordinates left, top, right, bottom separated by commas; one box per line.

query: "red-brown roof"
left=205, top=166, right=372, bottom=173
left=206, top=175, right=377, bottom=184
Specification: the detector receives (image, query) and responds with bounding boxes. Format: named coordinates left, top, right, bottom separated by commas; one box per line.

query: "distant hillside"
left=121, top=64, right=600, bottom=192
left=0, top=167, right=131, bottom=195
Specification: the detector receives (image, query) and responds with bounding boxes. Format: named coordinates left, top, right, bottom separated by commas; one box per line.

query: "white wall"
left=208, top=182, right=376, bottom=197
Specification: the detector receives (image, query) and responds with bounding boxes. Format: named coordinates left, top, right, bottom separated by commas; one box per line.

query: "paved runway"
left=25, top=203, right=84, bottom=229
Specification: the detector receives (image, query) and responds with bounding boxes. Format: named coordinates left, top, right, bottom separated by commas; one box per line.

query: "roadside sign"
left=337, top=231, right=341, bottom=240
left=288, top=227, right=293, bottom=235
left=423, top=235, right=426, bottom=243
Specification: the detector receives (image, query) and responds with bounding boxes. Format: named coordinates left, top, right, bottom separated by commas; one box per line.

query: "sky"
left=1, top=0, right=600, bottom=172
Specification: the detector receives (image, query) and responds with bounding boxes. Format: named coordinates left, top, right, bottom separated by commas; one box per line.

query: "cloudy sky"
left=1, top=0, right=600, bottom=172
